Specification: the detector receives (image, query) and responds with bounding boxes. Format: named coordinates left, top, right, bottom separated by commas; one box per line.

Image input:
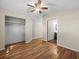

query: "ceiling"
left=0, top=0, right=79, bottom=14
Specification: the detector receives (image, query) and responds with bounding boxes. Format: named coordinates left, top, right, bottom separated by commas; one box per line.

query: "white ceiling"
left=0, top=0, right=79, bottom=14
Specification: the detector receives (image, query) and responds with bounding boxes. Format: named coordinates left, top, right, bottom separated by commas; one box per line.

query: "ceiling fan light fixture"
left=27, top=0, right=48, bottom=14
left=35, top=8, right=40, bottom=11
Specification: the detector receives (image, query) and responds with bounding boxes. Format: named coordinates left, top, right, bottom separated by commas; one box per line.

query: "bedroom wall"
left=56, top=10, right=79, bottom=52
left=0, top=9, right=5, bottom=50
left=32, top=18, right=43, bottom=39
left=32, top=22, right=42, bottom=39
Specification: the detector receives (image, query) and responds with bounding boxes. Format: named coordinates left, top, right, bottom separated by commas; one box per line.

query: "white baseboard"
left=32, top=38, right=48, bottom=42
left=32, top=38, right=42, bottom=40
left=25, top=40, right=32, bottom=43
left=57, top=43, right=79, bottom=52
left=43, top=39, right=47, bottom=41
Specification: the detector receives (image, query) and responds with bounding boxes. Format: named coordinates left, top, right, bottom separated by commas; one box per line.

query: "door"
left=48, top=20, right=54, bottom=41
left=47, top=19, right=58, bottom=41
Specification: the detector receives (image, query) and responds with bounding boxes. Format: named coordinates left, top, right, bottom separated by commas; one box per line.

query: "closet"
left=5, top=16, right=25, bottom=45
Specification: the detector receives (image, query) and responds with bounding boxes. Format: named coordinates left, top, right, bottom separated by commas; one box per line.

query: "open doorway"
left=47, top=19, right=58, bottom=44
left=5, top=16, right=25, bottom=45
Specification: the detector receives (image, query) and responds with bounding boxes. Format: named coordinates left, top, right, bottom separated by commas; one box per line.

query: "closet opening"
left=5, top=16, right=25, bottom=46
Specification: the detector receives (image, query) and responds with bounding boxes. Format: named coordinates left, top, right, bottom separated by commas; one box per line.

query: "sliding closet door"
left=5, top=16, right=25, bottom=45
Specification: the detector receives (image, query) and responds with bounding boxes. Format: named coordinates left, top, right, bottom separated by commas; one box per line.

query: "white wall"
left=56, top=10, right=79, bottom=52
left=25, top=17, right=32, bottom=43
left=0, top=9, right=32, bottom=50
left=32, top=19, right=42, bottom=39
left=0, top=9, right=5, bottom=50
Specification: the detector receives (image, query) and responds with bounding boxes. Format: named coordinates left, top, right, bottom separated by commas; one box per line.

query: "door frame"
left=47, top=18, right=58, bottom=42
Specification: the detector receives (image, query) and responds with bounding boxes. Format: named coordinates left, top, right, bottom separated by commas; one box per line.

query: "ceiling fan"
left=27, top=0, right=48, bottom=14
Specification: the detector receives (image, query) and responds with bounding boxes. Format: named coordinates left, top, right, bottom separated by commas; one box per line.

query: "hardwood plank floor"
left=0, top=39, right=79, bottom=59
left=48, top=39, right=57, bottom=44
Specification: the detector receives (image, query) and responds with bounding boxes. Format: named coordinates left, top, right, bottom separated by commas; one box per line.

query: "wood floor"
left=0, top=39, right=79, bottom=59
left=48, top=39, right=57, bottom=44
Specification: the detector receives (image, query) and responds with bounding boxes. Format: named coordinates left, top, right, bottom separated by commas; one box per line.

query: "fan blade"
left=27, top=4, right=34, bottom=7
left=31, top=10, right=35, bottom=12
left=35, top=3, right=38, bottom=7
left=41, top=7, right=48, bottom=9
left=34, top=0, right=41, bottom=8
left=38, top=0, right=42, bottom=5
